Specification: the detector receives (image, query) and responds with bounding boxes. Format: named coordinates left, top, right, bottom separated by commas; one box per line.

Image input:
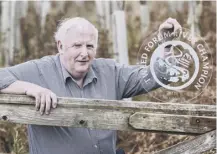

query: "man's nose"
left=80, top=45, right=88, bottom=57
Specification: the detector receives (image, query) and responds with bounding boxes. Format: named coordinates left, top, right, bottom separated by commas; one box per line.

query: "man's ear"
left=57, top=41, right=64, bottom=54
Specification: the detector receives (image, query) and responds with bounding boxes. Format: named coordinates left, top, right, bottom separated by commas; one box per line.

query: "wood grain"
left=0, top=94, right=215, bottom=135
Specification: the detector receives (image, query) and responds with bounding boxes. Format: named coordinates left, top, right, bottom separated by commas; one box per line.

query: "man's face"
left=60, top=28, right=97, bottom=77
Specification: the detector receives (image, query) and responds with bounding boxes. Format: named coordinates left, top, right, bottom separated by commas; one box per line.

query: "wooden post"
left=41, top=1, right=51, bottom=33
left=0, top=94, right=215, bottom=135
left=112, top=7, right=131, bottom=101
left=140, top=1, right=150, bottom=35
left=187, top=1, right=202, bottom=41
left=95, top=1, right=105, bottom=28
left=9, top=1, right=15, bottom=65
left=0, top=1, right=28, bottom=66
left=95, top=1, right=112, bottom=29
left=1, top=1, right=11, bottom=66
left=104, top=1, right=111, bottom=30
left=112, top=10, right=129, bottom=65
left=35, top=0, right=51, bottom=33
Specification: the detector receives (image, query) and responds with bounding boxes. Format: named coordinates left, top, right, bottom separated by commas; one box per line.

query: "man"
left=0, top=17, right=181, bottom=154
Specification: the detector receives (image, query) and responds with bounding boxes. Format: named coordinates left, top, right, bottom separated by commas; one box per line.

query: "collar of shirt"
left=57, top=55, right=98, bottom=87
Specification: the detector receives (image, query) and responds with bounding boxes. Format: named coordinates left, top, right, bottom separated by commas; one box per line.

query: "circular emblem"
left=137, top=28, right=212, bottom=102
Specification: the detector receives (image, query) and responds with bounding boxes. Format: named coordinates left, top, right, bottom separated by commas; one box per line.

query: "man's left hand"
left=158, top=17, right=182, bottom=42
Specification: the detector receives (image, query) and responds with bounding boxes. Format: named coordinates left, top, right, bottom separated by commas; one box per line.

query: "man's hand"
left=0, top=81, right=58, bottom=115
left=25, top=85, right=57, bottom=115
left=158, top=17, right=182, bottom=43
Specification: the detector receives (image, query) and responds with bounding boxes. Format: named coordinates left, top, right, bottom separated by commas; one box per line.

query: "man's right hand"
left=0, top=81, right=57, bottom=115
left=25, top=86, right=57, bottom=115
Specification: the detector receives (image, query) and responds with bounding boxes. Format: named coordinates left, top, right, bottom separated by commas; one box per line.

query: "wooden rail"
left=0, top=94, right=215, bottom=135
left=0, top=94, right=216, bottom=153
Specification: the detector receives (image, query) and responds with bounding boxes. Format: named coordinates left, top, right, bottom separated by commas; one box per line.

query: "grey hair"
left=54, top=17, right=98, bottom=48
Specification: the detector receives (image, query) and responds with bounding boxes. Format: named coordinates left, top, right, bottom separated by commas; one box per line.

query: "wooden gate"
left=0, top=94, right=216, bottom=153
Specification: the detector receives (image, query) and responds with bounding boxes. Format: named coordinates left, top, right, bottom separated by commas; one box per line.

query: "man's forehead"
left=65, top=30, right=96, bottom=44
left=67, top=24, right=95, bottom=35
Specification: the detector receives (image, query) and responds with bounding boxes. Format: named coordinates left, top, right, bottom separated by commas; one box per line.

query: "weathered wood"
left=0, top=94, right=215, bottom=135
left=129, top=112, right=216, bottom=134
left=156, top=130, right=216, bottom=154
left=0, top=94, right=215, bottom=116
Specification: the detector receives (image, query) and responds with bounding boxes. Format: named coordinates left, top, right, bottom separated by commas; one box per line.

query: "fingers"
left=160, top=18, right=174, bottom=29
left=160, top=22, right=173, bottom=30
left=166, top=18, right=182, bottom=34
left=35, top=94, right=40, bottom=111
left=40, top=94, right=46, bottom=115
left=168, top=22, right=181, bottom=35
left=45, top=95, right=51, bottom=115
left=34, top=92, right=57, bottom=115
left=159, top=17, right=182, bottom=41
left=51, top=93, right=57, bottom=109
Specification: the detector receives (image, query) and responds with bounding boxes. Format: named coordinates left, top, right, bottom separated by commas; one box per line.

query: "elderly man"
left=0, top=17, right=180, bottom=154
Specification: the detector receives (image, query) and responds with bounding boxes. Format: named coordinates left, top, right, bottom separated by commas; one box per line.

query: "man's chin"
left=76, top=67, right=89, bottom=74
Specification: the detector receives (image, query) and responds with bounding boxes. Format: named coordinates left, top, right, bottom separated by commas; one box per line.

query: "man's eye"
left=87, top=45, right=94, bottom=49
left=74, top=44, right=82, bottom=48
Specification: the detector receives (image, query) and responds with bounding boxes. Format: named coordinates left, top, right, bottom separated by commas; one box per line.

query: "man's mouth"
left=77, top=60, right=89, bottom=63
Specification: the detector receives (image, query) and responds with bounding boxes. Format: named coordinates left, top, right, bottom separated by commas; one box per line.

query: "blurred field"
left=0, top=1, right=216, bottom=154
